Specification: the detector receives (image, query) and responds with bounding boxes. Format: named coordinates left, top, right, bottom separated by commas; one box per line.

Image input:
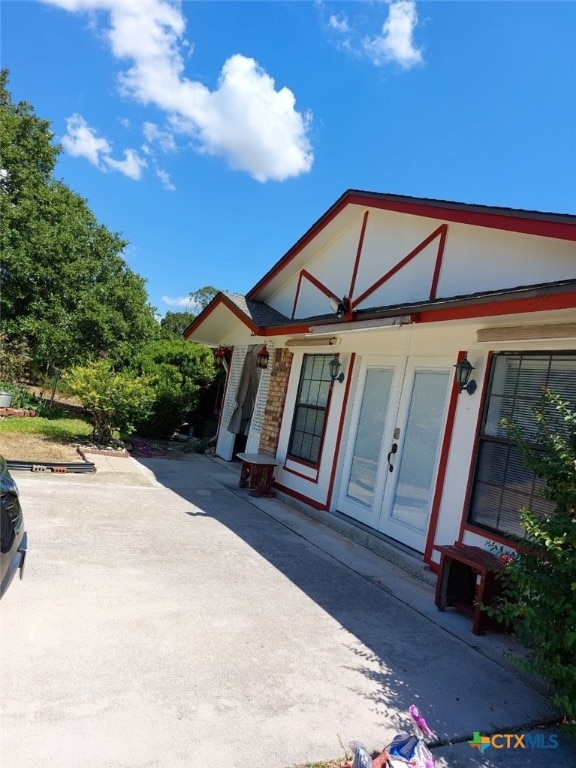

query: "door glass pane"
left=346, top=368, right=393, bottom=507
left=390, top=371, right=449, bottom=530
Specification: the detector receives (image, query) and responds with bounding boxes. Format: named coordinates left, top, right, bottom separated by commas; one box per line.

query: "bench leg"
left=239, top=462, right=250, bottom=488
left=248, top=465, right=275, bottom=497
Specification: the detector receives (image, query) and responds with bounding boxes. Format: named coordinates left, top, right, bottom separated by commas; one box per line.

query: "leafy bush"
left=63, top=360, right=155, bottom=444
left=131, top=339, right=215, bottom=437
left=487, top=389, right=576, bottom=720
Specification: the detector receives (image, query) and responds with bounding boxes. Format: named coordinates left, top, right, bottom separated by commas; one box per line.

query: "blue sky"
left=3, top=1, right=576, bottom=316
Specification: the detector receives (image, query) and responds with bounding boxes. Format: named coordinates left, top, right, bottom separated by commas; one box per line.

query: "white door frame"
left=337, top=355, right=452, bottom=552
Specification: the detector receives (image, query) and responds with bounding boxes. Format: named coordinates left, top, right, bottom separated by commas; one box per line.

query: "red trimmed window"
left=468, top=351, right=576, bottom=538
left=287, top=354, right=333, bottom=466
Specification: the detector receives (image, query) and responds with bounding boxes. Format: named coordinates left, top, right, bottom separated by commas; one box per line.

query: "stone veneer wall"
left=258, top=347, right=293, bottom=457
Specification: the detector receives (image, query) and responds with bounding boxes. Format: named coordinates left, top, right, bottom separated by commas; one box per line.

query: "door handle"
left=387, top=443, right=398, bottom=472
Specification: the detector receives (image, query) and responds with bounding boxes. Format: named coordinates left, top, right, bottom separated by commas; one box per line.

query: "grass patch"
left=0, top=413, right=94, bottom=462
left=0, top=413, right=93, bottom=441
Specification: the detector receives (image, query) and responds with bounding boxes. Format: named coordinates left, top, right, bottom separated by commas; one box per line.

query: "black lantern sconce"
left=256, top=345, right=270, bottom=370
left=329, top=354, right=345, bottom=384
left=328, top=295, right=351, bottom=320
left=454, top=355, right=477, bottom=395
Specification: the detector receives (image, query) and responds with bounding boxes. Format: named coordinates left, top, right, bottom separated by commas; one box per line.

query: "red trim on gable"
left=348, top=211, right=369, bottom=300
left=291, top=270, right=336, bottom=319
left=429, top=224, right=448, bottom=300
left=352, top=224, right=448, bottom=309
left=247, top=191, right=576, bottom=301
left=183, top=293, right=260, bottom=339
left=343, top=194, right=576, bottom=242
left=248, top=197, right=352, bottom=300
left=291, top=275, right=303, bottom=320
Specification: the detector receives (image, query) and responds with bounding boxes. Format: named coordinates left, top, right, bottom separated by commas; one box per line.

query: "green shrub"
left=63, top=360, right=155, bottom=444
left=487, top=389, right=576, bottom=720
left=131, top=339, right=215, bottom=437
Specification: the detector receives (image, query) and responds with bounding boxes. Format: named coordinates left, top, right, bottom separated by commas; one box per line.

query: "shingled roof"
left=222, top=292, right=290, bottom=327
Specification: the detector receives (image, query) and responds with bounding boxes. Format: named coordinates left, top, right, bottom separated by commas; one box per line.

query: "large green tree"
left=189, top=285, right=221, bottom=311
left=0, top=70, right=158, bottom=373
left=160, top=310, right=196, bottom=339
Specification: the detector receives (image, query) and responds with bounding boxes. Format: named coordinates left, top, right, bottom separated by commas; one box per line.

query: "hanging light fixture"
left=453, top=355, right=477, bottom=395
left=214, top=346, right=226, bottom=366
left=256, top=345, right=270, bottom=369
left=328, top=295, right=352, bottom=319
left=329, top=354, right=345, bottom=383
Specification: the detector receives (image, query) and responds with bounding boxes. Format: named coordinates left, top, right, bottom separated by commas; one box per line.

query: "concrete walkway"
left=1, top=452, right=573, bottom=767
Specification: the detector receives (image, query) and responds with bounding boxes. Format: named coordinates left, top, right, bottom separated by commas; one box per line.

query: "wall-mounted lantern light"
left=329, top=354, right=345, bottom=383
left=328, top=295, right=351, bottom=319
left=454, top=355, right=477, bottom=395
left=256, top=345, right=270, bottom=370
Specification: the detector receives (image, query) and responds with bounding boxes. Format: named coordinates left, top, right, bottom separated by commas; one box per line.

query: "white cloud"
left=162, top=295, right=196, bottom=308
left=103, top=148, right=147, bottom=179
left=44, top=0, right=314, bottom=182
left=143, top=121, right=177, bottom=152
left=61, top=113, right=146, bottom=179
left=328, top=14, right=349, bottom=34
left=364, top=1, right=423, bottom=69
left=179, top=54, right=313, bottom=182
left=62, top=113, right=112, bottom=166
left=156, top=167, right=176, bottom=191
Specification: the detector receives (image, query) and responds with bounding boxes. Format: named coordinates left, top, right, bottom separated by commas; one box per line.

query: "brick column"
left=258, top=347, right=293, bottom=457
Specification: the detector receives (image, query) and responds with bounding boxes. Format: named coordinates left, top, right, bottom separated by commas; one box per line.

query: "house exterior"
left=184, top=190, right=576, bottom=569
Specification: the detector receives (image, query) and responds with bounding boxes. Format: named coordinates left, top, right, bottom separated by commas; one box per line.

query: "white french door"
left=337, top=356, right=451, bottom=552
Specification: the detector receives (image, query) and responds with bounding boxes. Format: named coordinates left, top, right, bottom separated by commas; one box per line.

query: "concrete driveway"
left=1, top=453, right=573, bottom=767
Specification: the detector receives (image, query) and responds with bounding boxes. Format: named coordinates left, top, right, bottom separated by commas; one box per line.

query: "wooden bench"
left=236, top=453, right=280, bottom=497
left=434, top=542, right=507, bottom=635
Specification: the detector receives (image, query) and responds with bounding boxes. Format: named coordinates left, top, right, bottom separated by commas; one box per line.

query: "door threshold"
left=276, top=492, right=437, bottom=587
left=330, top=511, right=436, bottom=584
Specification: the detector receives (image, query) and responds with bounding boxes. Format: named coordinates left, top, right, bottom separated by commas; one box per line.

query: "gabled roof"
left=182, top=291, right=289, bottom=343
left=222, top=292, right=289, bottom=327
left=247, top=190, right=576, bottom=301
left=184, top=191, right=576, bottom=346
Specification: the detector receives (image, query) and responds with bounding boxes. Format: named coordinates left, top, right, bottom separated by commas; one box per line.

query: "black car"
left=1, top=455, right=27, bottom=599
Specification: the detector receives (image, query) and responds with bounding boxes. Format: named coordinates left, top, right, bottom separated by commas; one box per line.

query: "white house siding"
left=271, top=316, right=576, bottom=559
left=272, top=325, right=479, bottom=549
